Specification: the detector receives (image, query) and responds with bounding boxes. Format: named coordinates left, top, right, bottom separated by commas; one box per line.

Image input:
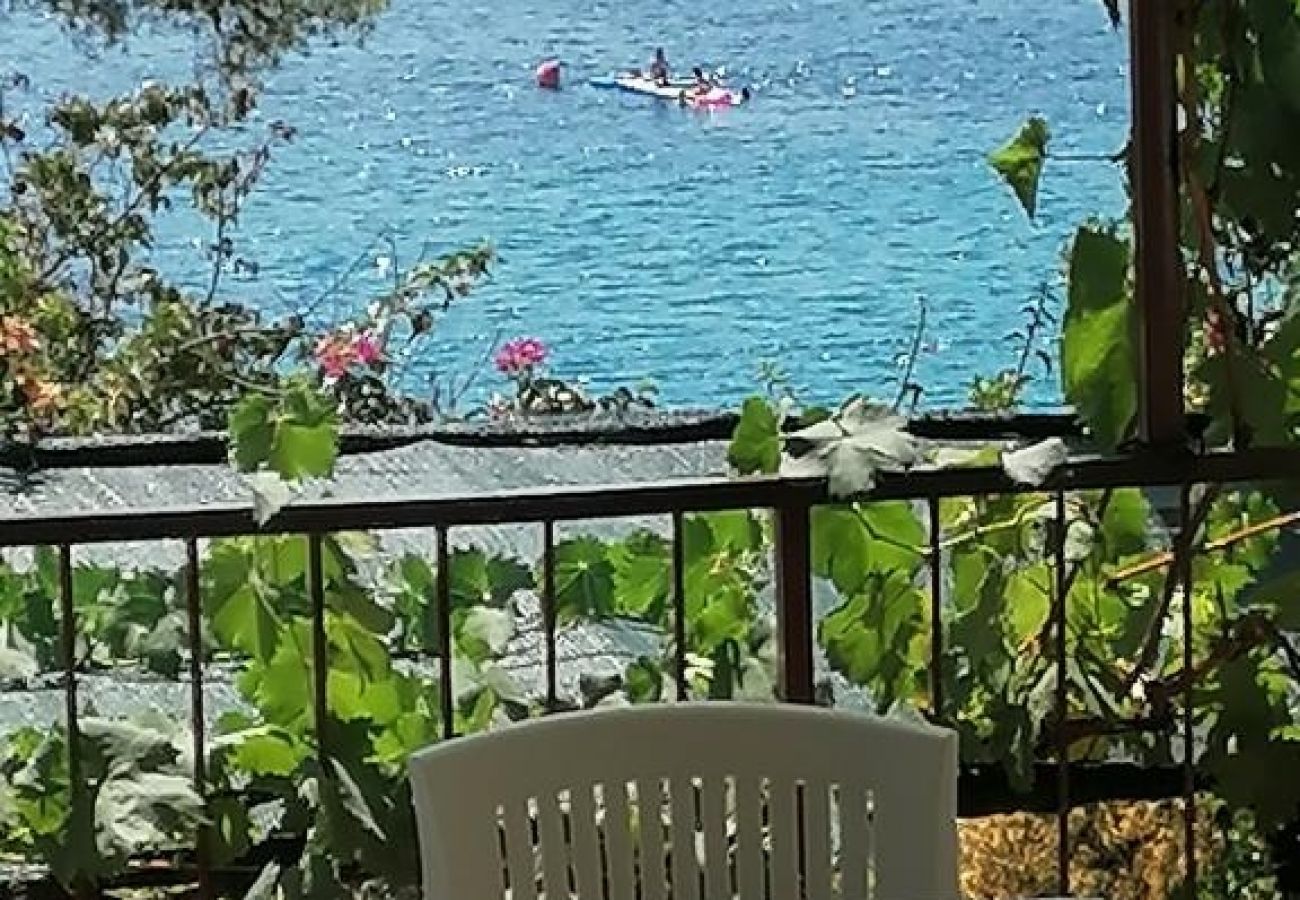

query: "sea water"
left=3, top=0, right=1129, bottom=411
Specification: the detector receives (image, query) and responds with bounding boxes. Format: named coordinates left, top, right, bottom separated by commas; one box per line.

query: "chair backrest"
left=409, top=702, right=958, bottom=900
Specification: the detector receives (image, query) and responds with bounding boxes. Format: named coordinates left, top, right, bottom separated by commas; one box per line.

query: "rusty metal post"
left=775, top=503, right=815, bottom=704
left=671, top=511, right=688, bottom=701
left=185, top=540, right=213, bottom=900
left=541, top=521, right=559, bottom=710
left=1130, top=0, right=1186, bottom=447
left=57, top=545, right=93, bottom=900
left=436, top=527, right=455, bottom=738
left=1179, top=484, right=1197, bottom=897
left=927, top=497, right=945, bottom=721
left=308, top=535, right=330, bottom=763
left=1053, top=492, right=1071, bottom=894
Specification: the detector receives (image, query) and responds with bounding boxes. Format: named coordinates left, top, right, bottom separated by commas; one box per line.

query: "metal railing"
left=5, top=444, right=1300, bottom=897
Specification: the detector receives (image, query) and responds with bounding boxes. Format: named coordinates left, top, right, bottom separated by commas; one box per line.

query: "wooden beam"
left=1129, top=0, right=1187, bottom=447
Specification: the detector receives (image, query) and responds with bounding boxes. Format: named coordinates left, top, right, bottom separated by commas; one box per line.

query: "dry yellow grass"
left=960, top=800, right=1224, bottom=900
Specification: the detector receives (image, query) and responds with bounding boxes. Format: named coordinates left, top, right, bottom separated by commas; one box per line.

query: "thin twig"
left=892, top=297, right=927, bottom=413
left=35, top=125, right=211, bottom=287
left=1106, top=510, right=1300, bottom=585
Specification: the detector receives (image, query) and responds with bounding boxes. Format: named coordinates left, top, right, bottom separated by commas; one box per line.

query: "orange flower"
left=0, top=316, right=40, bottom=356
left=20, top=375, right=62, bottom=413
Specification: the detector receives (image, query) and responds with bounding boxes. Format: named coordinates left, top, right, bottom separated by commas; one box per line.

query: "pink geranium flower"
left=494, top=337, right=548, bottom=377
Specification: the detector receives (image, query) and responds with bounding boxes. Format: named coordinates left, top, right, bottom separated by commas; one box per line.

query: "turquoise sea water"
left=4, top=0, right=1130, bottom=410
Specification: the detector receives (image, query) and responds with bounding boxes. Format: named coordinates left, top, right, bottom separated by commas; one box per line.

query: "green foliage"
left=727, top=396, right=782, bottom=474
left=1060, top=224, right=1136, bottom=451
left=988, top=116, right=1050, bottom=219
left=229, top=380, right=339, bottom=480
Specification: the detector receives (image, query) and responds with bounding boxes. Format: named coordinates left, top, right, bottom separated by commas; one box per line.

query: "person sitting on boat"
left=691, top=66, right=714, bottom=94
left=649, top=48, right=670, bottom=85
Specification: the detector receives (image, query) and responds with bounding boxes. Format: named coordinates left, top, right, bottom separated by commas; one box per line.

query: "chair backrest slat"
left=668, top=775, right=703, bottom=900
left=602, top=781, right=638, bottom=900
left=500, top=800, right=539, bottom=900
left=568, top=784, right=604, bottom=898
left=768, top=778, right=799, bottom=900
left=535, top=791, right=570, bottom=898
left=802, top=780, right=835, bottom=900
left=698, top=776, right=730, bottom=900
left=837, top=781, right=871, bottom=900
left=733, top=774, right=766, bottom=900
left=410, top=702, right=958, bottom=900
left=637, top=776, right=669, bottom=900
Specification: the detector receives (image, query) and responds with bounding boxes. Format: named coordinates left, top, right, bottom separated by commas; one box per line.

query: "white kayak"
left=591, top=73, right=748, bottom=108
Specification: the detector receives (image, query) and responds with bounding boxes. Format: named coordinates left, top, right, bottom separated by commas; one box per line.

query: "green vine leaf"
left=609, top=531, right=671, bottom=620
left=204, top=543, right=283, bottom=661
left=727, top=397, right=782, bottom=475
left=989, top=116, right=1051, bottom=219
left=551, top=538, right=616, bottom=622
left=213, top=726, right=307, bottom=778
left=819, top=571, right=926, bottom=712
left=229, top=393, right=275, bottom=473
left=1061, top=224, right=1136, bottom=451
left=229, top=382, right=339, bottom=482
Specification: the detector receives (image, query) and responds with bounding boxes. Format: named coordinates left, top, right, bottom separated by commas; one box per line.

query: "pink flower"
left=494, top=337, right=549, bottom=377
left=314, top=333, right=358, bottom=379
left=353, top=330, right=383, bottom=366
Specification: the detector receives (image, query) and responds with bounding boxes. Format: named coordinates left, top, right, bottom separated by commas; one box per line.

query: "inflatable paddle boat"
left=591, top=73, right=749, bottom=108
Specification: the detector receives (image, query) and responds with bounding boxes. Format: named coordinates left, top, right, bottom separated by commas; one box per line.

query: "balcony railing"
left=4, top=443, right=1300, bottom=897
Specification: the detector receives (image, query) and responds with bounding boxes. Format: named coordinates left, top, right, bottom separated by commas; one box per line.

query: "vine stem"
left=1178, top=14, right=1249, bottom=445
left=1106, top=510, right=1300, bottom=585
left=1118, top=485, right=1220, bottom=699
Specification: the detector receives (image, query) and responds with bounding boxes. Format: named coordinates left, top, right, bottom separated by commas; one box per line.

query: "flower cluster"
left=1, top=314, right=62, bottom=418
left=313, top=329, right=384, bottom=379
left=493, top=336, right=548, bottom=378
left=0, top=315, right=39, bottom=356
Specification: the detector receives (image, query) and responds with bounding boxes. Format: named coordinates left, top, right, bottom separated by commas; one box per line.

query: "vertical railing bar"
left=671, top=511, right=688, bottom=701
left=1180, top=484, right=1197, bottom=898
left=775, top=502, right=815, bottom=704
left=57, top=544, right=88, bottom=899
left=542, top=520, right=559, bottom=710
left=927, top=497, right=945, bottom=721
left=185, top=539, right=212, bottom=900
left=1053, top=491, right=1070, bottom=896
left=436, top=526, right=455, bottom=738
left=308, top=534, right=330, bottom=765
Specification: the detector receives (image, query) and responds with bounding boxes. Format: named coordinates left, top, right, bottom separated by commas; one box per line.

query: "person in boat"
left=649, top=48, right=670, bottom=85
left=691, top=66, right=713, bottom=94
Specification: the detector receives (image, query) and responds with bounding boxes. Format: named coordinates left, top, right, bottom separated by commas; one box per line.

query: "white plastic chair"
left=409, top=702, right=959, bottom=900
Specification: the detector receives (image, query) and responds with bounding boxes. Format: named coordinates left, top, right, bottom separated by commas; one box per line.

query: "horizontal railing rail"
left=5, top=445, right=1300, bottom=547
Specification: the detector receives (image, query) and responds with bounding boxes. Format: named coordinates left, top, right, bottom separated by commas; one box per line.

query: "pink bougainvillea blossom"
left=353, top=330, right=383, bottom=366
left=313, top=329, right=384, bottom=379
left=494, top=337, right=548, bottom=376
left=314, top=333, right=358, bottom=379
